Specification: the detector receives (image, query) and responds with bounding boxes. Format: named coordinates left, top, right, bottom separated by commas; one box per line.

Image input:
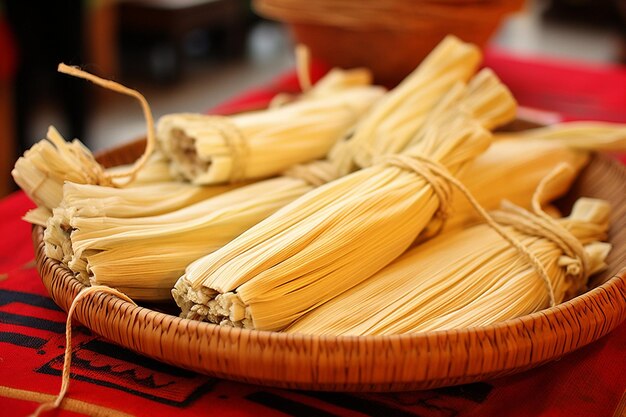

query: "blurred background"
left=0, top=0, right=625, bottom=198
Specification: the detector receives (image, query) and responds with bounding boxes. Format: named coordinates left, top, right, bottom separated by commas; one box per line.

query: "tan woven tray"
left=33, top=139, right=626, bottom=391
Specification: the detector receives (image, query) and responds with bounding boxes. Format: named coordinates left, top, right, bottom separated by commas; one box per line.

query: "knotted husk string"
left=43, top=127, right=113, bottom=187
left=382, top=154, right=453, bottom=235
left=28, top=286, right=135, bottom=417
left=195, top=115, right=250, bottom=183
left=57, top=64, right=156, bottom=187
left=285, top=164, right=600, bottom=336
left=382, top=153, right=559, bottom=306
left=283, top=159, right=342, bottom=187
left=179, top=115, right=564, bottom=332
left=492, top=164, right=590, bottom=284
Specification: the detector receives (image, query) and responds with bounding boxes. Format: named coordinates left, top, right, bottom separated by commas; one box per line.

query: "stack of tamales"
left=12, top=36, right=626, bottom=336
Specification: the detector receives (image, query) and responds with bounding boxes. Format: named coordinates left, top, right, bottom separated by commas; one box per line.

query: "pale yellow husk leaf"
left=286, top=197, right=611, bottom=335
left=158, top=86, right=385, bottom=184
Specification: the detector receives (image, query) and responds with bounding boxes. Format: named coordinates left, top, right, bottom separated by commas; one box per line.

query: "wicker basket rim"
left=34, top=142, right=626, bottom=389
left=41, top=146, right=626, bottom=343
left=43, top=251, right=625, bottom=343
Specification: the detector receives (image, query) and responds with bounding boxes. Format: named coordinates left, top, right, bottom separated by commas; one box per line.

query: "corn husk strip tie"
left=57, top=64, right=156, bottom=186
left=28, top=286, right=135, bottom=417
left=384, top=154, right=557, bottom=306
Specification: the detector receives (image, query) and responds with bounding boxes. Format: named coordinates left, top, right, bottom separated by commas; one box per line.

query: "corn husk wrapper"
left=105, top=152, right=175, bottom=185
left=170, top=38, right=519, bottom=326
left=439, top=138, right=589, bottom=234
left=176, top=80, right=626, bottom=332
left=174, top=112, right=494, bottom=331
left=328, top=35, right=482, bottom=174
left=50, top=133, right=589, bottom=303
left=269, top=67, right=375, bottom=108
left=496, top=121, right=626, bottom=151
left=44, top=36, right=487, bottom=302
left=15, top=61, right=368, bottom=222
left=286, top=196, right=611, bottom=336
left=18, top=143, right=181, bottom=226
left=12, top=127, right=113, bottom=212
left=44, top=176, right=312, bottom=301
left=58, top=178, right=247, bottom=220
left=158, top=85, right=385, bottom=185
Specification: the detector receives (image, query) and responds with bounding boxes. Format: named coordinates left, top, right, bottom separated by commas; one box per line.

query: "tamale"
left=52, top=135, right=591, bottom=303
left=286, top=193, right=611, bottom=335
left=329, top=35, right=482, bottom=174
left=158, top=85, right=385, bottom=184
left=47, top=36, right=489, bottom=302
left=44, top=177, right=312, bottom=301
left=174, top=111, right=494, bottom=331
left=12, top=64, right=159, bottom=214
left=495, top=121, right=626, bottom=151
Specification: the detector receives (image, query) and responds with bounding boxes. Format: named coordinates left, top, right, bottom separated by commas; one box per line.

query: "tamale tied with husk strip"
left=12, top=63, right=162, bottom=228
left=157, top=76, right=385, bottom=184
left=44, top=36, right=492, bottom=302
left=328, top=35, right=482, bottom=175
left=172, top=37, right=522, bottom=328
left=174, top=110, right=495, bottom=331
left=172, top=90, right=626, bottom=331
left=15, top=58, right=381, bottom=224
left=49, top=134, right=593, bottom=303
left=44, top=176, right=312, bottom=301
left=286, top=168, right=612, bottom=335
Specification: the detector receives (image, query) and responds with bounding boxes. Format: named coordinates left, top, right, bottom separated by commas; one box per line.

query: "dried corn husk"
left=44, top=177, right=312, bottom=301
left=51, top=134, right=589, bottom=303
left=437, top=138, right=589, bottom=234
left=158, top=85, right=385, bottom=184
left=174, top=111, right=493, bottom=331
left=105, top=152, right=175, bottom=185
left=329, top=35, right=482, bottom=174
left=13, top=64, right=159, bottom=217
left=171, top=36, right=523, bottom=327
left=58, top=178, right=246, bottom=220
left=79, top=118, right=617, bottom=302
left=12, top=126, right=113, bottom=211
left=269, top=67, right=375, bottom=108
left=23, top=207, right=54, bottom=227
left=495, top=121, right=626, bottom=151
left=303, top=67, right=374, bottom=97
left=270, top=45, right=373, bottom=107
left=286, top=194, right=611, bottom=336
left=45, top=37, right=490, bottom=302
left=38, top=63, right=376, bottom=239
left=20, top=149, right=182, bottom=225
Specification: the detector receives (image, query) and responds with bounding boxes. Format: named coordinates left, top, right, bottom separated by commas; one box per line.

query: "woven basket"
left=33, top=140, right=626, bottom=391
left=254, top=0, right=525, bottom=85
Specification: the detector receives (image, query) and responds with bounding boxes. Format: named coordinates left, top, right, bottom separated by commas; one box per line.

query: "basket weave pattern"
left=33, top=141, right=626, bottom=391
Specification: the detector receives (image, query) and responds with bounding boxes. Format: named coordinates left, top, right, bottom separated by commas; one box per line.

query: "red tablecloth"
left=1, top=50, right=625, bottom=417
